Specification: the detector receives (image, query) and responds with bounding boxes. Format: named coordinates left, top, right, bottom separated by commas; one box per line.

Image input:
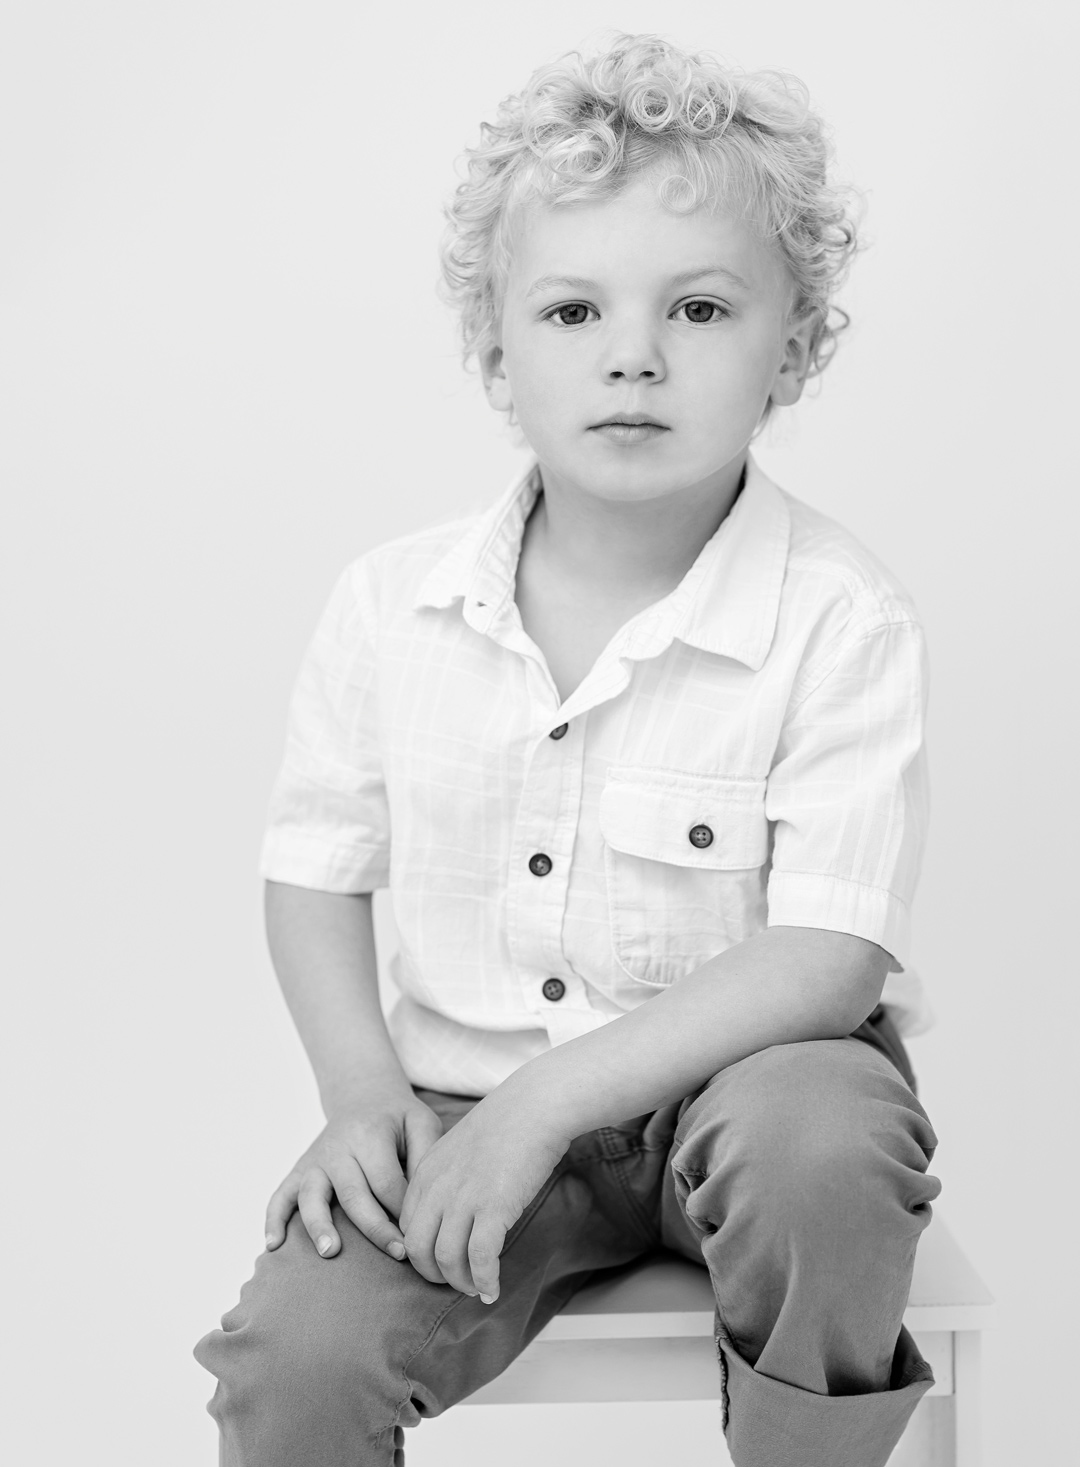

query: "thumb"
left=403, top=1105, right=443, bottom=1181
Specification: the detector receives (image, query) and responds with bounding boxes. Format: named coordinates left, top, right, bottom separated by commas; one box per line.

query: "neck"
left=527, top=455, right=748, bottom=600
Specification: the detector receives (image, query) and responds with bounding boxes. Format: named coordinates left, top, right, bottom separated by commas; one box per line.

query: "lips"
left=591, top=414, right=668, bottom=429
left=589, top=417, right=669, bottom=445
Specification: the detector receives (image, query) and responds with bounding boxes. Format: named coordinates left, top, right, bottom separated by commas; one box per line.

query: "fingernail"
left=264, top=1233, right=276, bottom=1250
left=387, top=1242, right=406, bottom=1260
left=317, top=1235, right=334, bottom=1255
left=480, top=1292, right=497, bottom=1305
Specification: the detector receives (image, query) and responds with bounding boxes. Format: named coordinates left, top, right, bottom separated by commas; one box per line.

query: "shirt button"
left=688, top=824, right=714, bottom=849
left=528, top=853, right=553, bottom=877
left=542, top=978, right=566, bottom=1002
left=549, top=723, right=569, bottom=740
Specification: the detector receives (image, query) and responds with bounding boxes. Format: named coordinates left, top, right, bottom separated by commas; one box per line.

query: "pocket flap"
left=599, top=768, right=769, bottom=870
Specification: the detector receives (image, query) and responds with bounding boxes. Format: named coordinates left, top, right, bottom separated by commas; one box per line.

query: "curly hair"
left=440, top=34, right=860, bottom=384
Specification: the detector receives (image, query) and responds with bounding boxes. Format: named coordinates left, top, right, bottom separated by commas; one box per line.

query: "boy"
left=196, top=34, right=940, bottom=1467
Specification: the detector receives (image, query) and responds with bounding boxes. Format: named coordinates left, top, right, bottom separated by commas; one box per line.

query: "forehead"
left=506, top=173, right=791, bottom=300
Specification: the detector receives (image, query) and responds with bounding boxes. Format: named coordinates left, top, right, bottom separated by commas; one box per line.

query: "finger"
left=432, top=1213, right=481, bottom=1297
left=398, top=1148, right=438, bottom=1236
left=398, top=1175, right=417, bottom=1236
left=356, top=1134, right=411, bottom=1225
left=328, top=1155, right=407, bottom=1261
left=467, top=1217, right=506, bottom=1303
left=263, top=1175, right=301, bottom=1251
left=403, top=1106, right=443, bottom=1183
left=401, top=1203, right=450, bottom=1287
left=296, top=1170, right=339, bottom=1258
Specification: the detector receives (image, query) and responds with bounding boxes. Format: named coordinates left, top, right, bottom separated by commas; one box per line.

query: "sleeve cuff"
left=766, top=870, right=911, bottom=969
left=258, top=830, right=390, bottom=894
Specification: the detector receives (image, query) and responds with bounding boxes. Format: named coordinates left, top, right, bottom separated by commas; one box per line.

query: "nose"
left=600, top=317, right=666, bottom=384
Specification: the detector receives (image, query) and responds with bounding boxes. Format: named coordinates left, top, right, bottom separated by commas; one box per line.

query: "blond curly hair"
left=440, top=33, right=859, bottom=383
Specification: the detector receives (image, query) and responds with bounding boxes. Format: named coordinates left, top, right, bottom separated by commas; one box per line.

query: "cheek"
left=689, top=335, right=779, bottom=407
left=510, top=344, right=580, bottom=415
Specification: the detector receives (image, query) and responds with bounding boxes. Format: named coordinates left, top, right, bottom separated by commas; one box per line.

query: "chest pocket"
left=598, top=767, right=770, bottom=988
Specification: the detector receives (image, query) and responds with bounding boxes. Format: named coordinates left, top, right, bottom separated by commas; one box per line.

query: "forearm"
left=264, top=880, right=410, bottom=1115
left=494, top=926, right=889, bottom=1142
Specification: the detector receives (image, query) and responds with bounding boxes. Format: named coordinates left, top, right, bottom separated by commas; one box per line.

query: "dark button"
left=542, top=977, right=566, bottom=1002
left=528, top=852, right=553, bottom=877
left=688, top=824, right=714, bottom=849
left=549, top=723, right=569, bottom=740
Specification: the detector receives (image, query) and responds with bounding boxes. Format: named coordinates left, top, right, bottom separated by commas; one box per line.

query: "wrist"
left=485, top=1055, right=581, bottom=1147
left=319, top=1059, right=414, bottom=1118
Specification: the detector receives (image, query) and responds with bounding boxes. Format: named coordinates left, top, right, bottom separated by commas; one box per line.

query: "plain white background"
left=2, top=2, right=1075, bottom=1463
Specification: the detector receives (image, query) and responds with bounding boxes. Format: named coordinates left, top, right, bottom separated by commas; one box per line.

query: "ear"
left=480, top=344, right=513, bottom=414
left=768, top=311, right=819, bottom=409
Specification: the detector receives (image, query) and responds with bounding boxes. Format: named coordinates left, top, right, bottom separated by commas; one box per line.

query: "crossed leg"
left=659, top=1033, right=942, bottom=1467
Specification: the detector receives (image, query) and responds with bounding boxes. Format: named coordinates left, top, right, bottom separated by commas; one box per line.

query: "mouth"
left=588, top=413, right=669, bottom=444
left=590, top=413, right=668, bottom=429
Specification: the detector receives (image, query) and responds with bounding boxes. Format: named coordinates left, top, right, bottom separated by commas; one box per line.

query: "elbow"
left=830, top=945, right=890, bottom=1034
left=770, top=927, right=890, bottom=1035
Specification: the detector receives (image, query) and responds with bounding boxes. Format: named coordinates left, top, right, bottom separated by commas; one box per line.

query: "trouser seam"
left=595, top=1126, right=666, bottom=1245
left=714, top=1314, right=731, bottom=1431
left=606, top=1152, right=660, bottom=1247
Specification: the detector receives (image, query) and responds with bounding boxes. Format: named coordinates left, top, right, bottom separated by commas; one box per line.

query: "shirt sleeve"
left=764, top=617, right=930, bottom=968
left=258, top=561, right=391, bottom=893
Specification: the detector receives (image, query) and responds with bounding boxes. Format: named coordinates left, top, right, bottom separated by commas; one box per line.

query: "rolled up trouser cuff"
left=717, top=1321, right=935, bottom=1467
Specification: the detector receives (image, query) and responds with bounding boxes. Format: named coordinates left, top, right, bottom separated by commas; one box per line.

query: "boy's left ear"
left=769, top=313, right=819, bottom=408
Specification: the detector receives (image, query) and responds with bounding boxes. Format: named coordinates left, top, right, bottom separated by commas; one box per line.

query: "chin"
left=578, top=467, right=698, bottom=503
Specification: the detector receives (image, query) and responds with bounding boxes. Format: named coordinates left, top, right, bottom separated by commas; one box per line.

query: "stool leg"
left=954, top=1332, right=982, bottom=1467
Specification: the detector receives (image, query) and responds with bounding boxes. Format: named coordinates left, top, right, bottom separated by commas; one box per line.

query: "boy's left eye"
left=675, top=300, right=726, bottom=324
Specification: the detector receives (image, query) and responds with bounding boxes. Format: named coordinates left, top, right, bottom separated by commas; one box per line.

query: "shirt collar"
left=664, top=454, right=791, bottom=670
left=413, top=454, right=790, bottom=672
left=413, top=460, right=542, bottom=622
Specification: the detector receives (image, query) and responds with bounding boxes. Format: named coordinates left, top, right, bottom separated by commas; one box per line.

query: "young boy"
left=195, top=34, right=941, bottom=1467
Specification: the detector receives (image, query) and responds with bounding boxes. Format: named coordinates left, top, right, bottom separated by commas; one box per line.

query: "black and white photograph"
left=3, top=3, right=1074, bottom=1464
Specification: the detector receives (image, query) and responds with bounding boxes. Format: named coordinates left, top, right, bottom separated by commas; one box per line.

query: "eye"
left=675, top=299, right=729, bottom=324
left=544, top=302, right=596, bottom=328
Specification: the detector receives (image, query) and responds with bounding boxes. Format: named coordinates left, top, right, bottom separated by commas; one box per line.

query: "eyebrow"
left=524, top=265, right=751, bottom=299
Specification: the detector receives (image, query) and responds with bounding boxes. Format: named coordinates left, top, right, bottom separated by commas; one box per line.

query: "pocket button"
left=688, top=824, right=714, bottom=849
left=542, top=978, right=566, bottom=1002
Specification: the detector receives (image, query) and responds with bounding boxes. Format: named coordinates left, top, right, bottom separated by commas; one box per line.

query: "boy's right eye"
left=545, top=302, right=596, bottom=328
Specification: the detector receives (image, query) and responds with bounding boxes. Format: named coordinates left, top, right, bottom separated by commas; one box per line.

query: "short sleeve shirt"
left=260, top=456, right=932, bottom=1097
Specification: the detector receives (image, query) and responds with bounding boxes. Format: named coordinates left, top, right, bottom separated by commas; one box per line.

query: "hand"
left=264, top=1081, right=443, bottom=1261
left=397, top=1092, right=569, bottom=1302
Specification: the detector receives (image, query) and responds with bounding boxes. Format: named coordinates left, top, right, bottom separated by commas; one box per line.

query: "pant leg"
left=659, top=1028, right=941, bottom=1467
left=194, top=1087, right=657, bottom=1466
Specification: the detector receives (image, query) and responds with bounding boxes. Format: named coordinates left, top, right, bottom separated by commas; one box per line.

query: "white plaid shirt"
left=261, top=456, right=932, bottom=1097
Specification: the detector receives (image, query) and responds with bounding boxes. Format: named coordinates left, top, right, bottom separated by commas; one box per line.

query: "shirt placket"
left=502, top=624, right=676, bottom=1037
left=505, top=711, right=585, bottom=1021
left=472, top=578, right=681, bottom=1043
left=469, top=599, right=583, bottom=1028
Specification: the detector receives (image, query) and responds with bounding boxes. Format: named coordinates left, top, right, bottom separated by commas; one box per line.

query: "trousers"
left=194, top=1007, right=941, bottom=1467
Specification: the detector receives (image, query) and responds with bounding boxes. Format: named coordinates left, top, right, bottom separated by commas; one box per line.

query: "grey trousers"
left=195, top=1008, right=941, bottom=1467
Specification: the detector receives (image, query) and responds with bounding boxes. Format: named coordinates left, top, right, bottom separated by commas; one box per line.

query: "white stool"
left=461, top=1216, right=994, bottom=1466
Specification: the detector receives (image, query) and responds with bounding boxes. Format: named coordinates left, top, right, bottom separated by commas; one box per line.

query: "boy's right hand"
left=263, top=1082, right=443, bottom=1262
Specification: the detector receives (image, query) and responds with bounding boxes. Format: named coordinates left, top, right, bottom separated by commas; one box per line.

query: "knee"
left=193, top=1211, right=388, bottom=1432
left=673, top=1040, right=940, bottom=1225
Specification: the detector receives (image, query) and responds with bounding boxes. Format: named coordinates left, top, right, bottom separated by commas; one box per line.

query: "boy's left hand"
left=397, top=1092, right=568, bottom=1302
